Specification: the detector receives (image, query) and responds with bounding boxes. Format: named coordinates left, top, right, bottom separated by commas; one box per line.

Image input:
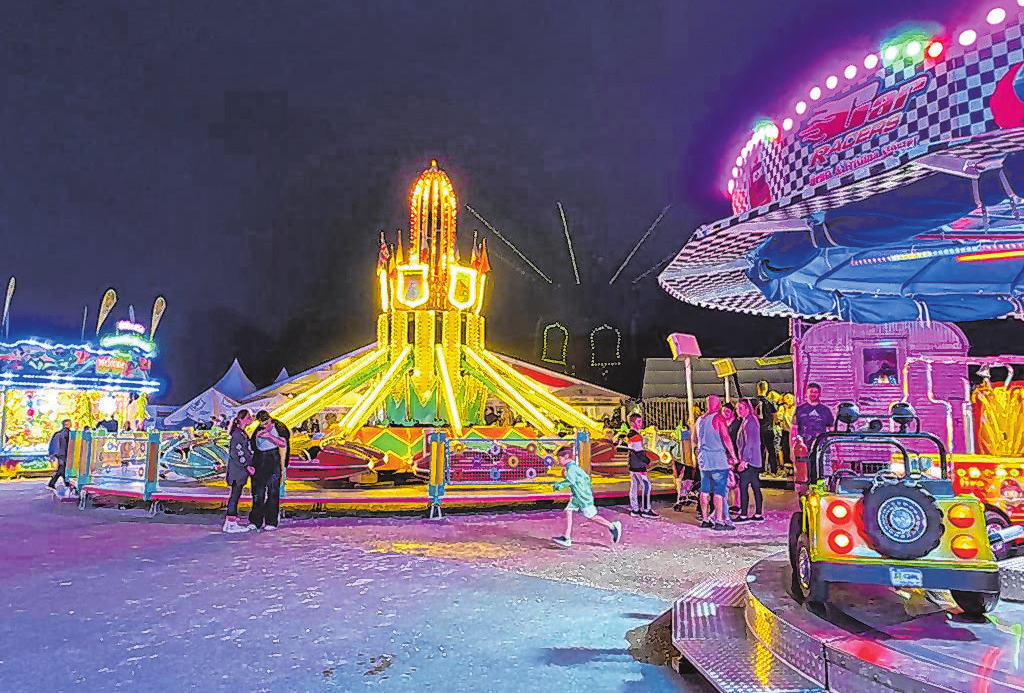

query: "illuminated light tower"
left=271, top=161, right=602, bottom=439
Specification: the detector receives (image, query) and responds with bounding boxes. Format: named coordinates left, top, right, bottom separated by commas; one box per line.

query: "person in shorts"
left=692, top=395, right=740, bottom=530
left=550, top=445, right=622, bottom=548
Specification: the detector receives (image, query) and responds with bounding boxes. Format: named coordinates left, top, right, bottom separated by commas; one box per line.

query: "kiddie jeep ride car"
left=789, top=402, right=1000, bottom=617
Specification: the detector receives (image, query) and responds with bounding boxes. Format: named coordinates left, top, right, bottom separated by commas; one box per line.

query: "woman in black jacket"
left=223, top=409, right=255, bottom=533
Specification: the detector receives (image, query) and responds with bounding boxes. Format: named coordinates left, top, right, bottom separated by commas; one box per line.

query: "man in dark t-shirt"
left=793, top=383, right=834, bottom=493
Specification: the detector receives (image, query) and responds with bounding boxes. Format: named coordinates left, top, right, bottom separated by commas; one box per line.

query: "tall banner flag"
left=81, top=305, right=88, bottom=341
left=2, top=276, right=14, bottom=339
left=96, top=288, right=117, bottom=335
left=150, top=296, right=167, bottom=339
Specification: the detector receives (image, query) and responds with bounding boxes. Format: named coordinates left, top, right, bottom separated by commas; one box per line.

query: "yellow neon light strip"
left=338, top=346, right=412, bottom=436
left=378, top=270, right=389, bottom=312
left=434, top=345, right=463, bottom=434
left=465, top=347, right=555, bottom=434
left=447, top=266, right=477, bottom=310
left=272, top=347, right=384, bottom=422
left=957, top=249, right=1024, bottom=263
left=271, top=347, right=386, bottom=427
left=473, top=276, right=487, bottom=315
left=481, top=351, right=602, bottom=433
left=483, top=354, right=602, bottom=429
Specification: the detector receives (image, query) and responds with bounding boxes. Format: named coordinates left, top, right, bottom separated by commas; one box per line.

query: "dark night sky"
left=5, top=0, right=1009, bottom=403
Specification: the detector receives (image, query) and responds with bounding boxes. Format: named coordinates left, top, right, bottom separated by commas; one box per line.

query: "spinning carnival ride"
left=264, top=161, right=605, bottom=481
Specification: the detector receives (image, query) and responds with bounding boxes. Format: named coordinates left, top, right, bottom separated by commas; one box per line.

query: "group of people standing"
left=686, top=381, right=836, bottom=530
left=691, top=394, right=764, bottom=530
left=223, top=409, right=291, bottom=534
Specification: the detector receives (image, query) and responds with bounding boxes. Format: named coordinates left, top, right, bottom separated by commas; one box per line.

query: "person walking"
left=46, top=418, right=72, bottom=493
left=734, top=399, right=764, bottom=522
left=223, top=409, right=255, bottom=534
left=626, top=413, right=656, bottom=518
left=248, top=411, right=287, bottom=531
left=550, top=445, right=622, bottom=548
left=693, top=395, right=740, bottom=530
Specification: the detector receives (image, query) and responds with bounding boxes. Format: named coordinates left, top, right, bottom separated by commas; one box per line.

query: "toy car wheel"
left=950, top=589, right=1000, bottom=618
left=985, top=510, right=1009, bottom=536
left=793, top=532, right=829, bottom=605
left=862, top=480, right=943, bottom=560
left=787, top=511, right=802, bottom=570
left=986, top=510, right=1011, bottom=560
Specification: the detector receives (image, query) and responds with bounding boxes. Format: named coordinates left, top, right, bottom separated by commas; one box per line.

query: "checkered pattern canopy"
left=660, top=15, right=1024, bottom=322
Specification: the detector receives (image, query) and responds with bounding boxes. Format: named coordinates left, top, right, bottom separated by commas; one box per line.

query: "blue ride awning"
left=746, top=155, right=1024, bottom=322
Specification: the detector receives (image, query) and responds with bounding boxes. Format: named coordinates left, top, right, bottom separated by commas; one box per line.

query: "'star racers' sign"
left=799, top=74, right=929, bottom=169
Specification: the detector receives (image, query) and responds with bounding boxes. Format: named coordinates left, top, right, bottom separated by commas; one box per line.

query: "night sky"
left=5, top=0, right=1009, bottom=403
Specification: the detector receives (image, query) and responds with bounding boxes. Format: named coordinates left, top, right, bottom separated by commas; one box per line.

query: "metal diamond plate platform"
left=677, top=638, right=824, bottom=693
left=999, top=556, right=1024, bottom=602
left=673, top=556, right=1024, bottom=692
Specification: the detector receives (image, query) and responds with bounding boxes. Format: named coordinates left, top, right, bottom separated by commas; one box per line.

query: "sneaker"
left=643, top=510, right=658, bottom=518
left=610, top=522, right=622, bottom=544
left=228, top=521, right=251, bottom=534
left=221, top=519, right=233, bottom=533
left=699, top=520, right=714, bottom=529
left=246, top=524, right=259, bottom=531
left=629, top=511, right=643, bottom=518
left=713, top=522, right=737, bottom=531
left=734, top=515, right=750, bottom=523
left=750, top=513, right=765, bottom=522
left=552, top=535, right=572, bottom=548
left=263, top=524, right=278, bottom=532
left=672, top=503, right=684, bottom=512
left=729, top=506, right=741, bottom=513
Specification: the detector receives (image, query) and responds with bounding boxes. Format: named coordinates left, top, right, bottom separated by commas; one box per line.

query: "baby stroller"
left=673, top=460, right=700, bottom=511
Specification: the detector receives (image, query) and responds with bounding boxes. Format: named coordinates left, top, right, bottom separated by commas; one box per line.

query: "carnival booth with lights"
left=0, top=296, right=163, bottom=479
left=658, top=5, right=1024, bottom=692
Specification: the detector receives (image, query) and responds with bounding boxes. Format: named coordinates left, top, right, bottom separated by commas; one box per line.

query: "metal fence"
left=640, top=398, right=690, bottom=430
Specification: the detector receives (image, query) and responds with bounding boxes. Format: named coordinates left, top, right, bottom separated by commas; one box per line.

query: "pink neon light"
left=795, top=101, right=807, bottom=114
left=959, top=29, right=978, bottom=45
left=809, top=86, right=822, bottom=100
left=864, top=53, right=879, bottom=69
left=826, top=75, right=838, bottom=89
left=844, top=64, right=857, bottom=79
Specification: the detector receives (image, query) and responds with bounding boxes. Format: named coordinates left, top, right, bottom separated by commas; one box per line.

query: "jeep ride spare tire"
left=861, top=480, right=944, bottom=560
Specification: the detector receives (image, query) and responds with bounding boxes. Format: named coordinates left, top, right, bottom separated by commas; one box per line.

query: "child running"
left=551, top=445, right=623, bottom=548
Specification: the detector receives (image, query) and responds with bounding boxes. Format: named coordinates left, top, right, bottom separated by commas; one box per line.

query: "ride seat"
left=834, top=477, right=872, bottom=494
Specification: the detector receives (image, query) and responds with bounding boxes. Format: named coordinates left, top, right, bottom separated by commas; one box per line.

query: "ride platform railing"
left=69, top=429, right=161, bottom=500
left=427, top=430, right=590, bottom=519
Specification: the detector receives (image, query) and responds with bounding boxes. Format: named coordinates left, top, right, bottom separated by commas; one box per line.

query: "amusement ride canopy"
left=659, top=5, right=1024, bottom=323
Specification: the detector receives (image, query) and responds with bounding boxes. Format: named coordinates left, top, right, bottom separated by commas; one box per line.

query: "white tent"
left=163, top=388, right=239, bottom=427
left=274, top=367, right=289, bottom=383
left=163, top=359, right=258, bottom=427
left=212, top=358, right=257, bottom=400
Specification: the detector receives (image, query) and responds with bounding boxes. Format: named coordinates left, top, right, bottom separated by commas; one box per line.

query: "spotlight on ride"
left=836, top=402, right=860, bottom=430
left=890, top=402, right=916, bottom=432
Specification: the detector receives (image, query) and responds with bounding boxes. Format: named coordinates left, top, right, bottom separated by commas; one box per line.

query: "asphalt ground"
left=0, top=480, right=798, bottom=692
